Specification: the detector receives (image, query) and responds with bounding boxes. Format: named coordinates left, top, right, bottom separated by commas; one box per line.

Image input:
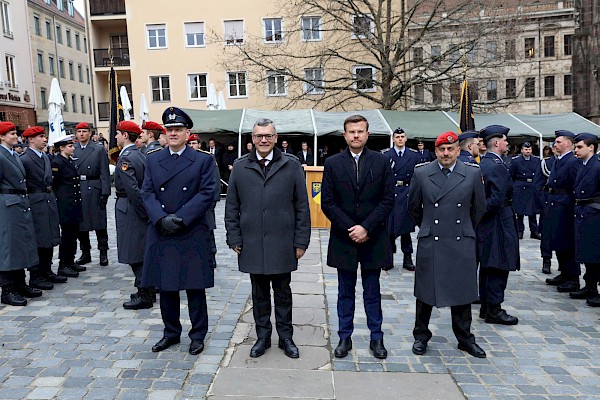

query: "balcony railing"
left=94, top=47, right=130, bottom=67
left=90, top=0, right=125, bottom=16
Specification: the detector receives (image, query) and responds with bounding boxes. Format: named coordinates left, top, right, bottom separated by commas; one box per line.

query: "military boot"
left=99, top=249, right=109, bottom=266
left=123, top=288, right=153, bottom=310
left=1, top=286, right=28, bottom=306
left=402, top=254, right=415, bottom=271
left=484, top=304, right=518, bottom=325
left=76, top=252, right=92, bottom=265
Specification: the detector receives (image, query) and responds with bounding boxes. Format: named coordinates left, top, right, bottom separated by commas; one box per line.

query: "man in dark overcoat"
left=225, top=118, right=311, bottom=359
left=114, top=121, right=153, bottom=310
left=534, top=144, right=557, bottom=274
left=408, top=131, right=487, bottom=358
left=457, top=131, right=480, bottom=163
left=321, top=115, right=394, bottom=360
left=477, top=125, right=520, bottom=326
left=73, top=122, right=111, bottom=266
left=570, top=133, right=600, bottom=306
left=141, top=107, right=217, bottom=356
left=21, top=126, right=65, bottom=290
left=384, top=127, right=420, bottom=271
left=416, top=141, right=435, bottom=163
left=296, top=141, right=314, bottom=166
left=0, top=122, right=40, bottom=306
left=543, top=130, right=582, bottom=292
left=509, top=142, right=541, bottom=239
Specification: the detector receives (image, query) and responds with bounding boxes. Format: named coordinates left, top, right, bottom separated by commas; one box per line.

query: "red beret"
left=142, top=121, right=166, bottom=133
left=75, top=122, right=91, bottom=130
left=0, top=121, right=17, bottom=135
left=116, top=121, right=142, bottom=135
left=22, top=126, right=45, bottom=138
left=435, top=131, right=459, bottom=147
left=187, top=134, right=199, bottom=142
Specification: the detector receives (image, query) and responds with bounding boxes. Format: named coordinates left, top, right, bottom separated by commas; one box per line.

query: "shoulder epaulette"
left=147, top=148, right=162, bottom=155
left=464, top=162, right=480, bottom=168
left=511, top=155, right=520, bottom=159
left=198, top=149, right=211, bottom=155
left=493, top=158, right=502, bottom=164
left=380, top=148, right=391, bottom=154
left=409, top=148, right=418, bottom=152
left=415, top=161, right=430, bottom=168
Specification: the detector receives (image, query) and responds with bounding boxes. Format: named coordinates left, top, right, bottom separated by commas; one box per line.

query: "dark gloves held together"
left=158, top=214, right=185, bottom=236
left=99, top=195, right=109, bottom=207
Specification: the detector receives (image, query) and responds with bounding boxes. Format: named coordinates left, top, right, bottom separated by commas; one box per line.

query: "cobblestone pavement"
left=1, top=196, right=599, bottom=399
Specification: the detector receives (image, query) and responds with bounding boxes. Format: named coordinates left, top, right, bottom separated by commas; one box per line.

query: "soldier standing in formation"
left=20, top=126, right=66, bottom=290
left=509, top=142, right=542, bottom=239
left=0, top=122, right=40, bottom=306
left=141, top=121, right=166, bottom=154
left=535, top=142, right=557, bottom=274
left=73, top=122, right=111, bottom=266
left=477, top=125, right=520, bottom=326
left=113, top=121, right=154, bottom=310
left=457, top=131, right=480, bottom=163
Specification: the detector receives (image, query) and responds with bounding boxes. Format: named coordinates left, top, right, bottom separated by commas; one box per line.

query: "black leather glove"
left=158, top=214, right=184, bottom=235
left=99, top=195, right=109, bottom=207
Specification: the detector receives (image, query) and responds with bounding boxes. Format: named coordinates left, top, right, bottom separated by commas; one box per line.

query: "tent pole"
left=508, top=113, right=544, bottom=158
left=310, top=109, right=318, bottom=165
left=376, top=109, right=394, bottom=148
left=238, top=108, right=246, bottom=158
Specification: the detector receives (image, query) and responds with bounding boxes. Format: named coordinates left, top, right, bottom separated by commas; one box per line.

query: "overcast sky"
left=73, top=0, right=84, bottom=13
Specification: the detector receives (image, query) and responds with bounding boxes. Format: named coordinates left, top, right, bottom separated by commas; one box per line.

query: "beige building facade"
left=28, top=0, right=93, bottom=130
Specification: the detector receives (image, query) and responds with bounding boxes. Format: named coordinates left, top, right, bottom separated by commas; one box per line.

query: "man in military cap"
left=114, top=121, right=153, bottom=310
left=570, top=133, right=600, bottom=306
left=416, top=140, right=434, bottom=163
left=141, top=121, right=166, bottom=154
left=544, top=130, right=582, bottom=292
left=384, top=127, right=421, bottom=271
left=457, top=130, right=480, bottom=164
left=407, top=131, right=487, bottom=358
left=0, top=122, right=41, bottom=306
left=73, top=121, right=111, bottom=266
left=21, top=126, right=66, bottom=290
left=534, top=141, right=558, bottom=273
left=509, top=142, right=542, bottom=239
left=477, top=125, right=520, bottom=326
left=142, top=107, right=218, bottom=355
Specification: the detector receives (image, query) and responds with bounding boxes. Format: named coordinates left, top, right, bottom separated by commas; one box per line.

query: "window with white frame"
left=351, top=14, right=373, bottom=39
left=45, top=19, right=52, bottom=39
left=33, top=15, right=40, bottom=35
left=57, top=0, right=63, bottom=11
left=227, top=71, right=247, bottom=97
left=147, top=24, right=167, bottom=49
left=1, top=1, right=12, bottom=37
left=353, top=65, right=376, bottom=91
left=185, top=22, right=205, bottom=47
left=266, top=70, right=286, bottom=96
left=40, top=88, right=47, bottom=109
left=301, top=16, right=321, bottom=41
left=37, top=51, right=44, bottom=73
left=224, top=20, right=244, bottom=45
left=48, top=54, right=55, bottom=75
left=5, top=54, right=15, bottom=87
left=264, top=18, right=283, bottom=43
left=67, top=0, right=74, bottom=16
left=151, top=75, right=171, bottom=102
left=305, top=68, right=324, bottom=94
left=188, top=73, right=208, bottom=100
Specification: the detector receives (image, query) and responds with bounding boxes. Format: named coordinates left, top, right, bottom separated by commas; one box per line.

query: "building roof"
left=28, top=0, right=85, bottom=27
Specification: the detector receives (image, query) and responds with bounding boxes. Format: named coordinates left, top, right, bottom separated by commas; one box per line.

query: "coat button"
left=434, top=203, right=438, bottom=208
left=434, top=220, right=439, bottom=224
left=456, top=236, right=461, bottom=240
left=434, top=236, right=439, bottom=241
left=160, top=187, right=165, bottom=191
left=457, top=203, right=462, bottom=207
left=394, top=194, right=397, bottom=197
left=456, top=219, right=461, bottom=224
left=88, top=166, right=91, bottom=169
left=356, top=203, right=360, bottom=208
left=182, top=187, right=187, bottom=191
left=161, top=205, right=165, bottom=209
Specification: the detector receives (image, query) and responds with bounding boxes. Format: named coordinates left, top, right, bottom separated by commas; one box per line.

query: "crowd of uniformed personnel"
left=1, top=111, right=599, bottom=359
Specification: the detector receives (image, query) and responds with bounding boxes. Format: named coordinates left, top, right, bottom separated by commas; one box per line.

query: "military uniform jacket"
left=20, top=150, right=60, bottom=248
left=477, top=152, right=520, bottom=271
left=51, top=155, right=83, bottom=225
left=115, top=145, right=147, bottom=264
left=0, top=146, right=38, bottom=271
left=73, top=142, right=111, bottom=231
left=417, top=149, right=434, bottom=164
left=542, top=151, right=581, bottom=252
left=509, top=154, right=541, bottom=215
left=385, top=147, right=419, bottom=235
left=533, top=156, right=555, bottom=212
left=408, top=161, right=485, bottom=307
left=321, top=147, right=394, bottom=271
left=574, top=155, right=600, bottom=263
left=143, top=140, right=162, bottom=155
left=224, top=148, right=311, bottom=275
left=141, top=146, right=217, bottom=291
left=457, top=150, right=476, bottom=164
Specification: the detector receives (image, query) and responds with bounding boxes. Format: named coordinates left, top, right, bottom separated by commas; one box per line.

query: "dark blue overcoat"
left=574, top=155, right=600, bottom=263
left=385, top=147, right=420, bottom=236
left=509, top=154, right=541, bottom=215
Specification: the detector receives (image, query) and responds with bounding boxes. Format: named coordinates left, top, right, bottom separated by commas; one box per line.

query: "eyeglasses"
left=253, top=134, right=275, bottom=141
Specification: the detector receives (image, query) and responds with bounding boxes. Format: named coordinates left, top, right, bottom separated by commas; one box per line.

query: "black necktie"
left=259, top=159, right=267, bottom=175
left=442, top=168, right=450, bottom=178
left=173, top=153, right=179, bottom=159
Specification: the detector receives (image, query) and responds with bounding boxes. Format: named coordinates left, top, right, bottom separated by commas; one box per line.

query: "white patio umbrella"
left=217, top=91, right=227, bottom=110
left=139, top=93, right=149, bottom=126
left=120, top=86, right=133, bottom=121
left=47, top=77, right=65, bottom=146
left=206, top=83, right=218, bottom=110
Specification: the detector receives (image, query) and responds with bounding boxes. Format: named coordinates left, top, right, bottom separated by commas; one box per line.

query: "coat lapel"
left=342, top=150, right=358, bottom=188
left=435, top=161, right=466, bottom=201
left=576, top=155, right=596, bottom=187
left=2, top=147, right=26, bottom=175
left=75, top=143, right=94, bottom=164
left=427, top=162, right=446, bottom=191
left=157, top=146, right=193, bottom=186
left=358, top=148, right=375, bottom=187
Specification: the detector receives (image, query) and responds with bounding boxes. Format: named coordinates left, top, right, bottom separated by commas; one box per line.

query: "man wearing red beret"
left=408, top=131, right=487, bottom=358
left=141, top=121, right=166, bottom=154
left=21, top=126, right=66, bottom=290
left=73, top=122, right=111, bottom=267
left=0, top=122, right=41, bottom=306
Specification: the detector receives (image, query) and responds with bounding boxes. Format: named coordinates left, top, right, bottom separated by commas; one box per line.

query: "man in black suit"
left=321, top=115, right=394, bottom=360
left=296, top=141, right=314, bottom=166
left=280, top=140, right=294, bottom=155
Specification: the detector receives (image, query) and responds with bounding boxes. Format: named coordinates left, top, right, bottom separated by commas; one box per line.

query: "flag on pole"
left=108, top=65, right=123, bottom=163
left=458, top=78, right=475, bottom=133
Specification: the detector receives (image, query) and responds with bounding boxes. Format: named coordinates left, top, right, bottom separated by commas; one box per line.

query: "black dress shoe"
left=17, top=286, right=43, bottom=298
left=586, top=295, right=600, bottom=307
left=72, top=263, right=87, bottom=272
left=250, top=338, right=271, bottom=358
left=569, top=287, right=598, bottom=300
left=381, top=265, right=394, bottom=271
left=189, top=339, right=204, bottom=355
left=1, top=291, right=27, bottom=306
left=370, top=339, right=387, bottom=359
left=412, top=339, right=427, bottom=355
left=485, top=306, right=518, bottom=325
left=458, top=342, right=486, bottom=358
left=30, top=279, right=53, bottom=290
left=151, top=337, right=180, bottom=352
left=542, top=258, right=551, bottom=274
left=557, top=280, right=580, bottom=293
left=76, top=253, right=92, bottom=265
left=278, top=338, right=299, bottom=359
left=46, top=273, right=67, bottom=283
left=402, top=254, right=415, bottom=271
left=546, top=273, right=566, bottom=286
left=58, top=266, right=79, bottom=278
left=99, top=250, right=109, bottom=266
left=123, top=289, right=153, bottom=310
left=334, top=338, right=352, bottom=358
left=530, top=232, right=542, bottom=240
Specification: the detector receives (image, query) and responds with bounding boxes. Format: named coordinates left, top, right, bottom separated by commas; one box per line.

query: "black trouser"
left=516, top=214, right=538, bottom=235
left=582, top=263, right=600, bottom=290
left=250, top=273, right=293, bottom=340
left=479, top=267, right=509, bottom=306
left=0, top=269, right=26, bottom=288
left=556, top=249, right=580, bottom=279
left=78, top=229, right=109, bottom=252
left=130, top=262, right=143, bottom=288
left=413, top=299, right=475, bottom=345
left=390, top=233, right=413, bottom=254
left=160, top=289, right=208, bottom=341
left=59, top=224, right=79, bottom=266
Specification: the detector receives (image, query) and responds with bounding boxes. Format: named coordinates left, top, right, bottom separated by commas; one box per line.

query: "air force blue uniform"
left=509, top=154, right=541, bottom=235
left=458, top=150, right=476, bottom=164
left=535, top=156, right=556, bottom=259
